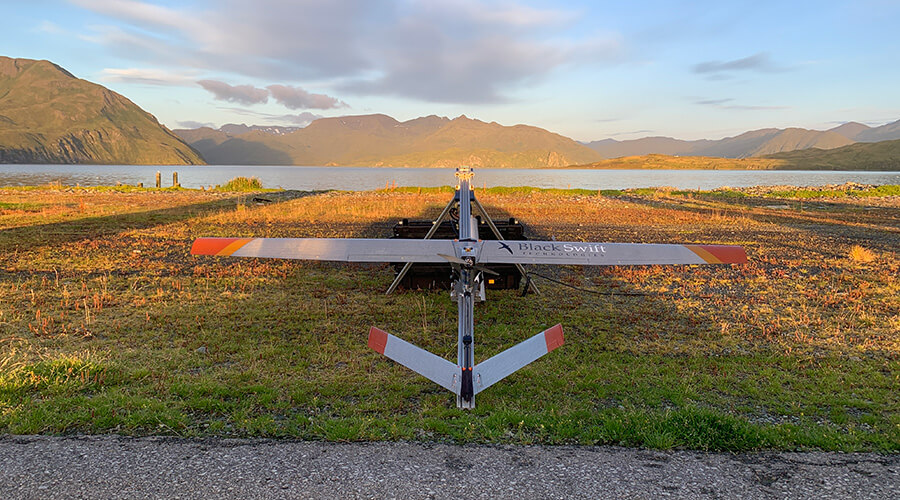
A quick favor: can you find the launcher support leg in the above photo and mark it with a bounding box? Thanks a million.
[385,192,459,295]
[471,195,540,295]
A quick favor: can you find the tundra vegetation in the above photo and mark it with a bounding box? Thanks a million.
[0,180,897,451]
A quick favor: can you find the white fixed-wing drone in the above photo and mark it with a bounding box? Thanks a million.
[192,167,746,408]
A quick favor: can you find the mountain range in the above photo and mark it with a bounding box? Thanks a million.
[0,57,202,165]
[175,118,900,169]
[583,120,900,159]
[173,114,602,168]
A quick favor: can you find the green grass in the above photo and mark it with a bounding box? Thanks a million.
[1,187,898,451]
[853,184,900,197]
[0,201,46,210]
[765,184,900,199]
[214,176,271,192]
[391,186,457,194]
[767,189,847,199]
[2,289,895,449]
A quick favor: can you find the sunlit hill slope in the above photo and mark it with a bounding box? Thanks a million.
[0,56,203,165]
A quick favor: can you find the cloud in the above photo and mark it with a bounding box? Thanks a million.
[71,0,620,104]
[337,1,622,103]
[694,98,789,111]
[198,80,269,105]
[267,85,346,110]
[273,112,322,126]
[101,69,344,112]
[216,106,269,116]
[197,80,345,111]
[36,21,67,35]
[609,129,654,137]
[177,120,216,129]
[215,107,321,127]
[692,53,785,78]
[101,68,199,86]
[73,0,390,80]
[695,98,733,106]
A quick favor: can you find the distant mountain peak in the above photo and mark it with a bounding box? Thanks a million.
[856,119,900,142]
[827,121,872,140]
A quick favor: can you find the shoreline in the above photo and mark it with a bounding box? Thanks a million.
[2,179,898,198]
[3,161,900,171]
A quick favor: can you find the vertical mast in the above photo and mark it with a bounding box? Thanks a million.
[455,166,476,408]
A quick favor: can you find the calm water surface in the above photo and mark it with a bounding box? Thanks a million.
[1,165,899,191]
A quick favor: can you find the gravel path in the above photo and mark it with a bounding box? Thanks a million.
[1,435,897,499]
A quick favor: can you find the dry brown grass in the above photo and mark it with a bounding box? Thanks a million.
[849,245,877,263]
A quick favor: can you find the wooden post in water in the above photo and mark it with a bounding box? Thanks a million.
[155,171,161,188]
[173,171,179,188]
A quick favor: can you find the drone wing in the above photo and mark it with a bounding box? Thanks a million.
[479,240,746,266]
[191,237,455,263]
[193,238,747,266]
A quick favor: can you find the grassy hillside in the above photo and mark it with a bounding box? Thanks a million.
[574,154,788,170]
[0,56,204,165]
[764,138,900,170]
[576,140,900,171]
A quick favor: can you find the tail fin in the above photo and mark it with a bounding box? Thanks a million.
[368,327,460,394]
[367,324,563,401]
[473,324,563,395]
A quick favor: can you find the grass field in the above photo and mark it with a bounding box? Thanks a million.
[1,183,898,451]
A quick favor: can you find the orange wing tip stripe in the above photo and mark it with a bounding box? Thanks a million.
[700,244,747,264]
[218,238,255,256]
[191,238,254,256]
[368,327,388,354]
[544,324,564,352]
[686,245,747,264]
[685,245,721,263]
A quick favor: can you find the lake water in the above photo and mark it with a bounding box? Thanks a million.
[1,164,899,191]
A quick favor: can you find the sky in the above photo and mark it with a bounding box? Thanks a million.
[2,0,899,141]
